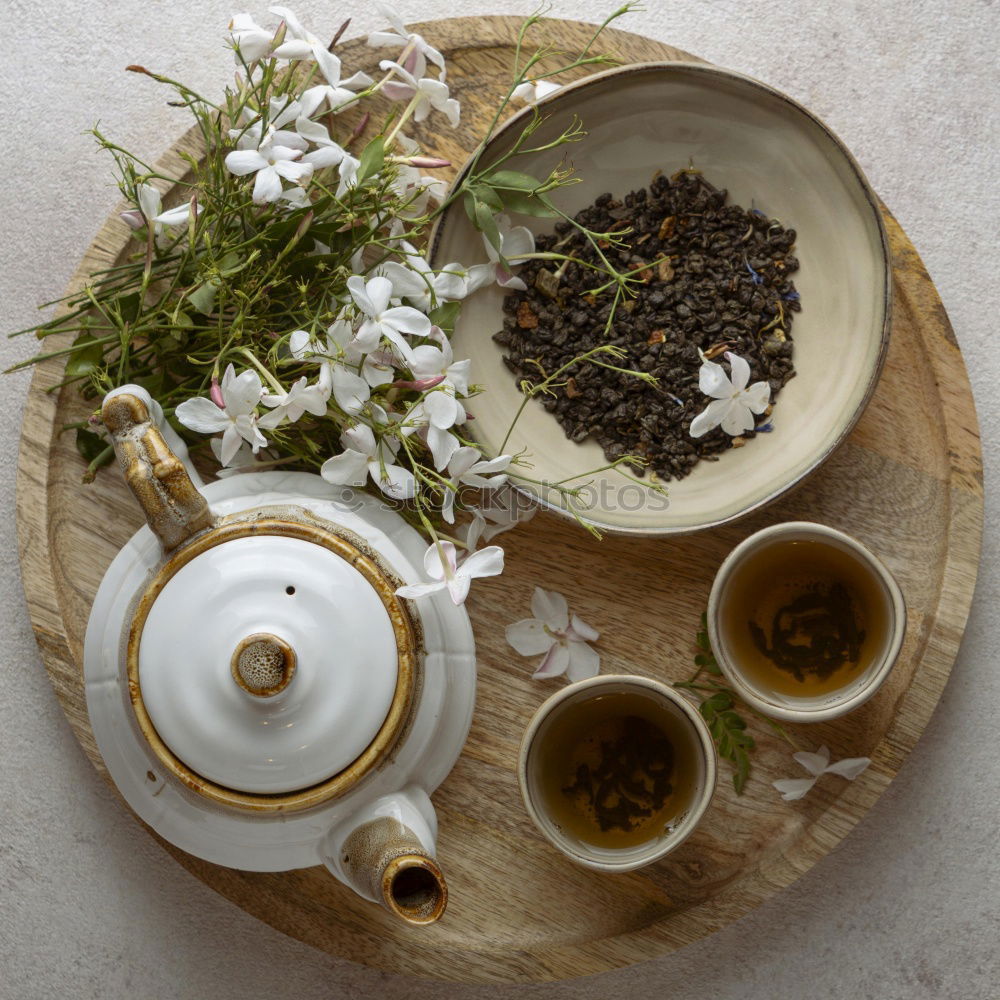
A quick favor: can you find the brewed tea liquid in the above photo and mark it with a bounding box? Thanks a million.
[536,692,698,850]
[725,540,887,697]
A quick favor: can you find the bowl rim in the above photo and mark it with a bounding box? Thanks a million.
[705,521,907,722]
[516,673,718,871]
[428,59,893,537]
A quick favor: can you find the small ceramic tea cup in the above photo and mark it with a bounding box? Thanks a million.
[707,521,906,723]
[518,675,717,872]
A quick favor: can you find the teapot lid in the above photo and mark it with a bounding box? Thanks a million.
[129,517,415,801]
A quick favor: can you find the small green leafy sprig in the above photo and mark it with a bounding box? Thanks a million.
[675,614,797,794]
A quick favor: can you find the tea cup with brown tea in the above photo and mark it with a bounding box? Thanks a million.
[707,521,906,723]
[518,675,717,871]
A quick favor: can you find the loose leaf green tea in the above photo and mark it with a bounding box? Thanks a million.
[494,170,802,480]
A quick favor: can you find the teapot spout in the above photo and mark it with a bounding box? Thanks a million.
[320,786,447,925]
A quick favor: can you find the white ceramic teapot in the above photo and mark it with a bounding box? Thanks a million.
[84,386,476,924]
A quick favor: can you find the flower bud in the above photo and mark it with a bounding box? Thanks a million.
[392,375,446,392]
[391,155,451,169]
[210,377,225,409]
[120,210,145,231]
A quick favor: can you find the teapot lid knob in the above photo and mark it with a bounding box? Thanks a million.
[231,633,296,697]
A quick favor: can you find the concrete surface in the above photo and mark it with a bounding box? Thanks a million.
[2,1,998,997]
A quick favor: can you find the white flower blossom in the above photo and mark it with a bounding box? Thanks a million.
[689,351,771,438]
[292,118,360,196]
[228,13,274,62]
[367,2,446,81]
[396,540,504,605]
[320,422,415,499]
[772,745,872,801]
[388,135,449,217]
[258,372,330,427]
[346,274,431,354]
[395,330,473,471]
[484,215,535,290]
[298,54,373,117]
[269,3,355,103]
[511,79,562,104]
[462,492,537,548]
[440,446,511,522]
[278,186,311,210]
[407,330,470,395]
[381,245,469,311]
[225,139,313,204]
[285,329,372,415]
[175,364,267,465]
[291,322,394,391]
[210,435,257,473]
[120,184,192,238]
[506,587,600,681]
[402,376,467,470]
[378,60,459,127]
[295,118,349,168]
[230,99,305,151]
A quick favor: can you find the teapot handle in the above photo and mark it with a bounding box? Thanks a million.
[102,386,216,552]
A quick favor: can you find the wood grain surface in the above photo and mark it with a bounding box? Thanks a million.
[15,15,983,984]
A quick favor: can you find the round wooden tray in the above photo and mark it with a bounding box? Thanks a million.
[16,16,983,984]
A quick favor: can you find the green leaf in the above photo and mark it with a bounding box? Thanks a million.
[483,169,542,191]
[703,658,723,676]
[75,427,110,465]
[356,136,385,185]
[217,251,245,276]
[470,183,504,214]
[474,199,502,252]
[462,190,479,226]
[705,692,733,712]
[187,280,218,315]
[428,301,462,333]
[115,292,141,324]
[499,187,559,218]
[65,332,105,380]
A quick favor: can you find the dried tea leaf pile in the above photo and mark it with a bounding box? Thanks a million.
[494,171,802,480]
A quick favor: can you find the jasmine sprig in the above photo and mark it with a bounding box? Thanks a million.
[675,613,798,794]
[6,4,656,604]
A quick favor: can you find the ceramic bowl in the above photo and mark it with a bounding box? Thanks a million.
[707,521,906,722]
[430,62,891,535]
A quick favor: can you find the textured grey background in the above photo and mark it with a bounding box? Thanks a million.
[2,1,998,997]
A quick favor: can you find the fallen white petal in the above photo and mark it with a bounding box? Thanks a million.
[533,643,570,679]
[505,619,553,656]
[793,746,831,776]
[565,639,600,682]
[530,586,569,631]
[824,756,872,780]
[772,776,819,801]
[568,614,600,642]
